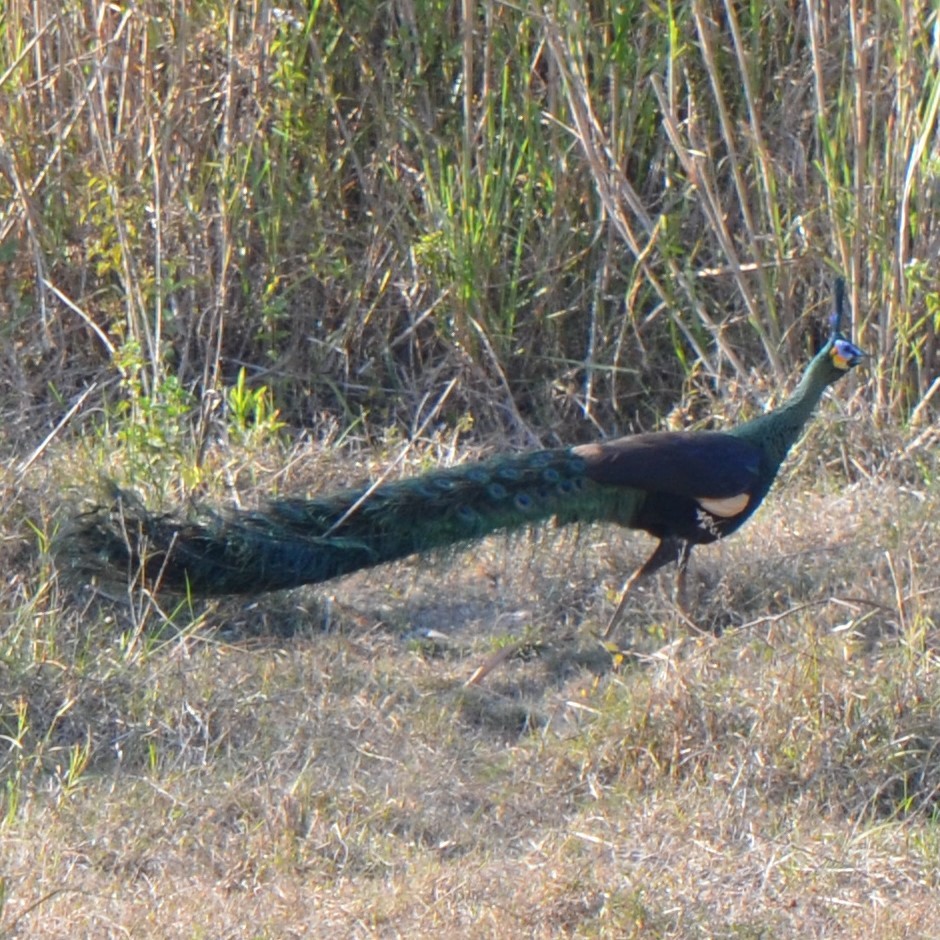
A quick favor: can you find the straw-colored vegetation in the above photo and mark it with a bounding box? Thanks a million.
[2,1,940,936]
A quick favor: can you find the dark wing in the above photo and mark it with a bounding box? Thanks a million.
[573,431,762,499]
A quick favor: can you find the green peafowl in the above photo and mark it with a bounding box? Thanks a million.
[66,280,864,636]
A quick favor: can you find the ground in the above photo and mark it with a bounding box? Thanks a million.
[4,428,940,938]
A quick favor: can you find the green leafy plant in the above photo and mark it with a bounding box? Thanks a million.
[226,367,286,447]
[111,342,197,489]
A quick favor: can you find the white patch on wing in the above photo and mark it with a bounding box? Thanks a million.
[695,508,723,538]
[697,493,749,517]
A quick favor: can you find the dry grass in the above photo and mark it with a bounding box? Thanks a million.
[2,1,940,936]
[4,420,940,939]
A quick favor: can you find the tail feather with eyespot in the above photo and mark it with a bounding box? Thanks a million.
[65,449,645,595]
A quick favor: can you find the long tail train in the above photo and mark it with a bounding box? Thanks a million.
[66,449,643,595]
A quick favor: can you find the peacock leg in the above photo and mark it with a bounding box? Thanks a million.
[600,563,646,641]
[601,538,684,641]
[674,541,692,614]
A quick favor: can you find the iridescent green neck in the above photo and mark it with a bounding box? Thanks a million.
[731,346,840,473]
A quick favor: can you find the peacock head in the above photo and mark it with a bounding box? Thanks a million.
[828,335,866,372]
[819,277,866,381]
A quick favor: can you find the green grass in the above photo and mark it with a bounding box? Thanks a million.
[3,0,940,935]
[3,0,935,438]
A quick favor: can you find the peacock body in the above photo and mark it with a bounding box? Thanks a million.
[65,284,865,612]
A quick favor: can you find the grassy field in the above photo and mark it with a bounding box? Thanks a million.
[2,1,940,936]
